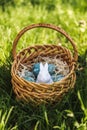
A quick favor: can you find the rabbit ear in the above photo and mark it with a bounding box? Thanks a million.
[44,62,48,70]
[40,62,44,70]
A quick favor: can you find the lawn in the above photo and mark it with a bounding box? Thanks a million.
[0,0,87,130]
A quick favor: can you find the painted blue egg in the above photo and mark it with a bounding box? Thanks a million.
[48,64,56,75]
[22,70,35,82]
[32,63,40,77]
[25,71,35,78]
[23,76,35,82]
[52,74,64,82]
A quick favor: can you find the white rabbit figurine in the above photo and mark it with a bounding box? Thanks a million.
[36,62,53,84]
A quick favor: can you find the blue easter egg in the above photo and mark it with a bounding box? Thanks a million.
[48,64,56,75]
[23,76,35,82]
[32,63,40,77]
[22,70,35,82]
[52,74,64,82]
[25,71,35,78]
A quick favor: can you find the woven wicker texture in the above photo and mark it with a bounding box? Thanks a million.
[11,23,78,105]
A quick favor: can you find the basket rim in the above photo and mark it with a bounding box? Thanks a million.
[14,44,75,62]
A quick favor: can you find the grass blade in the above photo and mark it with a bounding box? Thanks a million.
[34,120,40,130]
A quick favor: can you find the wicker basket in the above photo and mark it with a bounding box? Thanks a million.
[11,23,78,105]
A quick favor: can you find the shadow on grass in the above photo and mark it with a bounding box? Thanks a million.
[0,59,12,94]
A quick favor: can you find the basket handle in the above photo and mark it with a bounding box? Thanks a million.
[12,23,78,62]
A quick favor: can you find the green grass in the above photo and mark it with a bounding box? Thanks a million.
[0,0,87,129]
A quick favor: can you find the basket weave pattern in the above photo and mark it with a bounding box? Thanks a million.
[11,23,78,105]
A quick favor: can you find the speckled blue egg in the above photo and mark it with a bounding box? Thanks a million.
[22,70,35,82]
[23,76,35,82]
[32,63,40,77]
[25,71,35,78]
[52,74,64,82]
[48,64,56,75]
